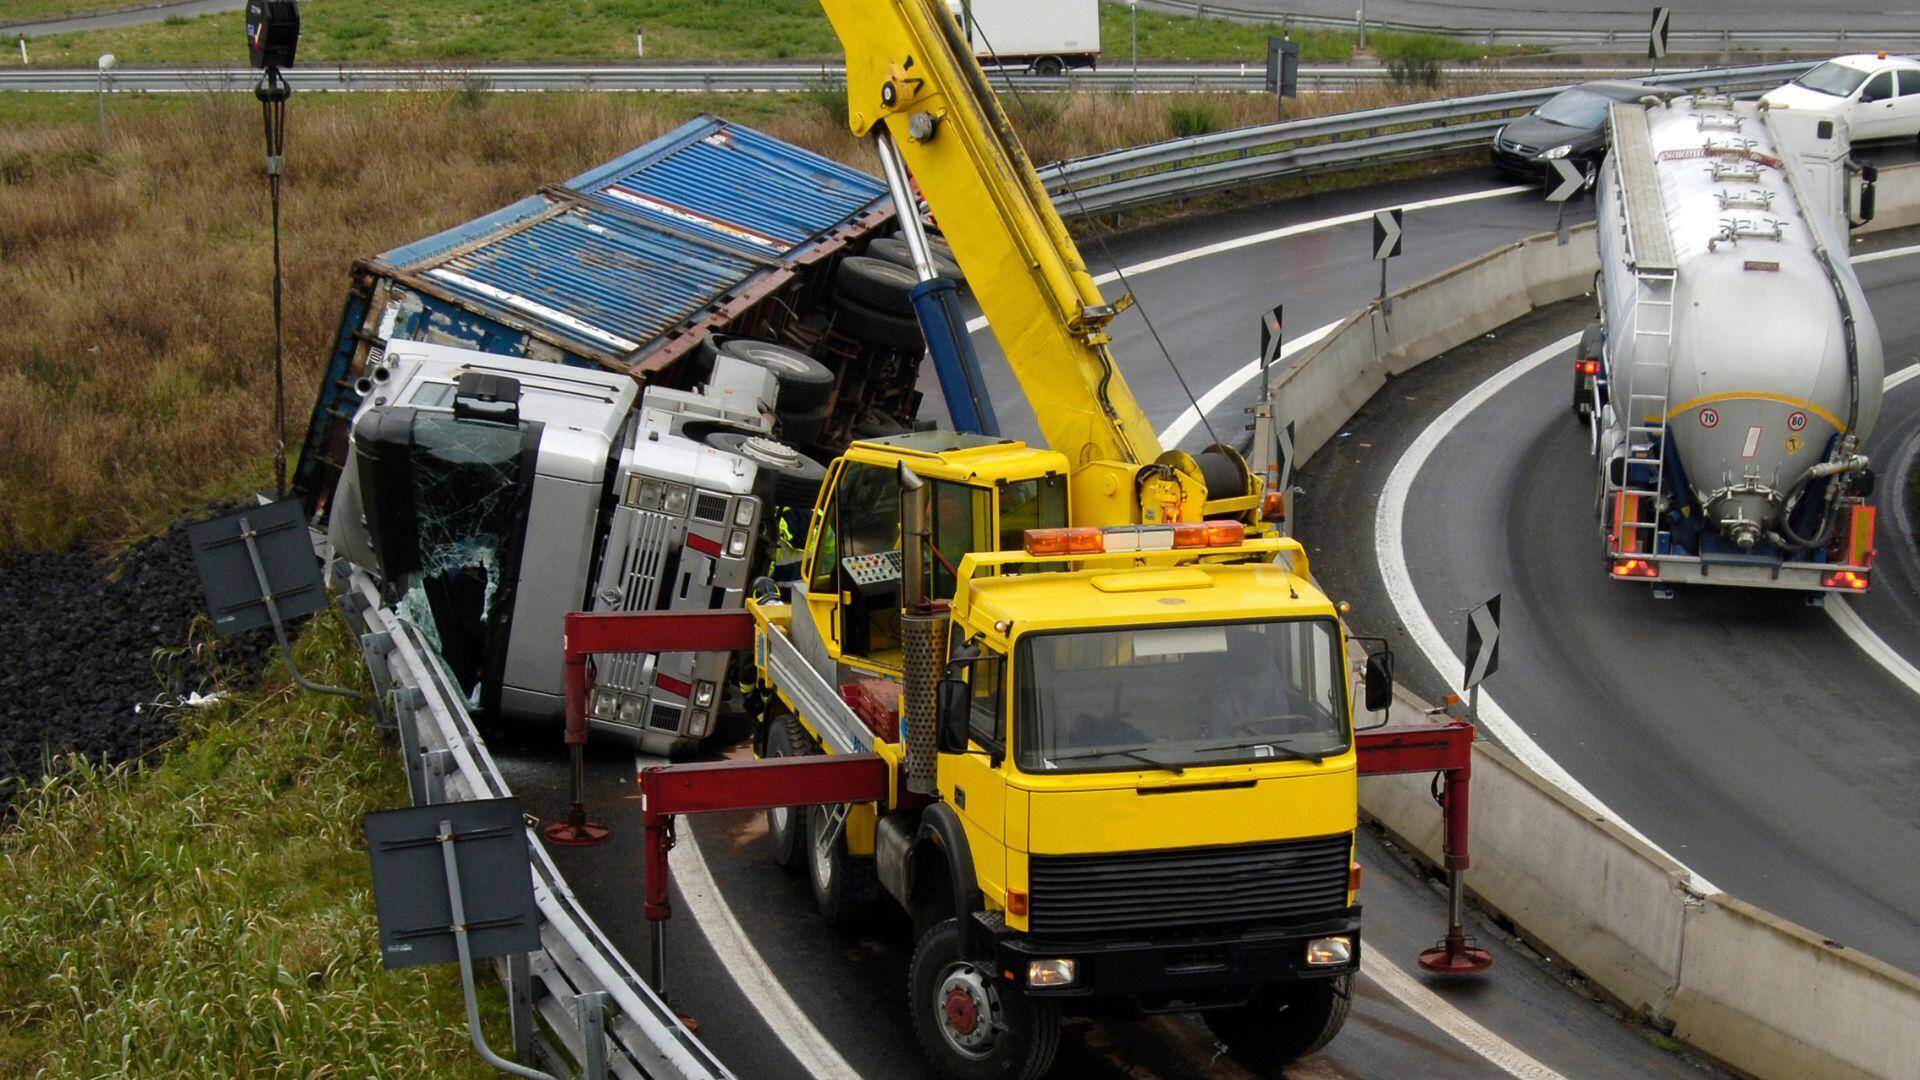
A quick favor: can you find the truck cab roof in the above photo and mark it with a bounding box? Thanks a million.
[955,540,1333,647]
[844,431,1071,485]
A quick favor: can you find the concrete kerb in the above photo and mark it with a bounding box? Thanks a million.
[1286,190,1920,1076]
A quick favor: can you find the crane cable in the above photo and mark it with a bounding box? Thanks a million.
[967,20,1226,453]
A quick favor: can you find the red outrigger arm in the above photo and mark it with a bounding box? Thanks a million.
[1357,717,1490,974]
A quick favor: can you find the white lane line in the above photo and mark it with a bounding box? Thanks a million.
[1360,951,1567,1080]
[1850,242,1920,265]
[965,184,1533,335]
[670,820,862,1080]
[1823,359,1920,695]
[1158,320,1340,446]
[1375,331,1718,893]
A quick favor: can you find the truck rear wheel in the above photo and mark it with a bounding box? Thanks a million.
[764,714,810,872]
[1202,975,1352,1071]
[910,918,1059,1080]
[808,802,877,926]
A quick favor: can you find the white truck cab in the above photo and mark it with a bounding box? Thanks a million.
[328,339,795,754]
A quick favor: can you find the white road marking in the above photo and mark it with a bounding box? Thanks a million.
[1374,331,1719,893]
[1360,951,1567,1080]
[1158,320,1340,446]
[1850,242,1920,265]
[670,821,863,1080]
[964,184,1533,335]
[1822,358,1920,697]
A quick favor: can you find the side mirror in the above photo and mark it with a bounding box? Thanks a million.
[935,677,971,754]
[1363,650,1395,714]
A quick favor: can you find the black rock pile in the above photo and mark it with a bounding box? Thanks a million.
[0,513,279,784]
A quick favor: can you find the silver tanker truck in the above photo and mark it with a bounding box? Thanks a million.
[1578,93,1883,593]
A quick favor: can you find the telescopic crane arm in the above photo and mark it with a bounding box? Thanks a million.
[819,0,1253,523]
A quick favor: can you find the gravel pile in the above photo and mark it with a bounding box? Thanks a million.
[0,514,280,784]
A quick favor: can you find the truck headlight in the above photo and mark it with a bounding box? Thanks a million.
[662,483,692,517]
[590,689,619,721]
[693,681,716,708]
[727,529,750,557]
[1306,936,1352,966]
[734,497,758,526]
[617,697,646,726]
[1538,144,1572,160]
[1026,959,1076,988]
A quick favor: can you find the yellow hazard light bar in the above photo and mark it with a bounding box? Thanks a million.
[1022,521,1246,556]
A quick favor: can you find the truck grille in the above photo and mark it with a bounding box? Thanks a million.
[1028,833,1351,939]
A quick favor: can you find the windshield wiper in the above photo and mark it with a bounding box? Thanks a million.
[1048,745,1185,774]
[1204,738,1326,765]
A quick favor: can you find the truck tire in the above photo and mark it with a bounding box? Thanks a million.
[781,402,831,450]
[835,255,920,314]
[832,295,926,352]
[808,803,878,926]
[701,431,828,508]
[1031,55,1066,77]
[718,338,836,413]
[1202,975,1352,1070]
[763,714,810,872]
[909,918,1060,1080]
[867,236,965,284]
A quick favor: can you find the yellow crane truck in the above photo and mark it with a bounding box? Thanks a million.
[613,1,1482,1075]
[742,0,1385,1073]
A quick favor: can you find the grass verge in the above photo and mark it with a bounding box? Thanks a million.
[0,83,1494,553]
[16,0,1527,66]
[0,610,505,1076]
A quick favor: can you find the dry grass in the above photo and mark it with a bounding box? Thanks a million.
[0,83,1493,552]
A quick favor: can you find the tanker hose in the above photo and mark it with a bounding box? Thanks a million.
[1773,453,1865,551]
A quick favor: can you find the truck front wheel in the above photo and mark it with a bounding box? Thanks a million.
[909,919,1059,1080]
[1202,975,1352,1071]
[763,715,809,872]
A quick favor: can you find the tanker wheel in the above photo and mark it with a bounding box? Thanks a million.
[1202,975,1352,1071]
[763,714,811,872]
[910,918,1060,1080]
[807,801,877,926]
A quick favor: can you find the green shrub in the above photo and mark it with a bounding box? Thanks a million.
[1166,102,1223,139]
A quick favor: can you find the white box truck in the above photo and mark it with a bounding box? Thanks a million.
[948,0,1099,75]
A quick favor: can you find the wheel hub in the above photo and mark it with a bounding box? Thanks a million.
[742,436,800,468]
[935,967,998,1055]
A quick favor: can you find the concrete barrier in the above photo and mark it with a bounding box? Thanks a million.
[1283,175,1920,1078]
[1277,222,1601,463]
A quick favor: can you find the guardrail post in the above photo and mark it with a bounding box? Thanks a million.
[423,748,454,805]
[576,991,610,1080]
[508,952,536,1063]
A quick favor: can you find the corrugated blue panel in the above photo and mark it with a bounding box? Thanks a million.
[569,117,886,255]
[421,204,760,356]
[376,194,553,271]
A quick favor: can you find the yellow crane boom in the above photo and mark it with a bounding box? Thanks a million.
[819,0,1257,523]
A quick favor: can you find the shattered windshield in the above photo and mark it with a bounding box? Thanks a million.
[387,412,533,702]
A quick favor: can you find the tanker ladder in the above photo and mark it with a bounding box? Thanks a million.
[1614,267,1677,564]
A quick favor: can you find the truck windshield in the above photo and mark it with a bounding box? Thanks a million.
[1013,619,1350,773]
[1796,61,1871,97]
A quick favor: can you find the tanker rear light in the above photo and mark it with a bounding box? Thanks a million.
[1822,570,1870,591]
[1611,558,1660,579]
[1575,358,1601,376]
[1022,521,1246,556]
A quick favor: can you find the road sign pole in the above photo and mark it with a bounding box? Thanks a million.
[1379,258,1391,314]
[1130,1,1139,94]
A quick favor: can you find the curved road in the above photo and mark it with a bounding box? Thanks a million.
[1295,233,1920,974]
[498,156,1916,1074]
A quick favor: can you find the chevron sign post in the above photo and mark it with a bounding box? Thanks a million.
[1649,6,1670,72]
[1373,207,1402,313]
[1463,593,1500,720]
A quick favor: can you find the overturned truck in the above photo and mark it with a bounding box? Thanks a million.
[296,117,951,753]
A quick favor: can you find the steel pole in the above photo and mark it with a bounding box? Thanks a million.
[1131,3,1139,95]
[96,70,105,139]
[1358,0,1368,50]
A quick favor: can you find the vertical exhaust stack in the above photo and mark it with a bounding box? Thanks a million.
[898,462,948,796]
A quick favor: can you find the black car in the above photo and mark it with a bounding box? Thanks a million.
[1490,80,1658,183]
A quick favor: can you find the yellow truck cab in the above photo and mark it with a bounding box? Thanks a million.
[747,432,1369,1078]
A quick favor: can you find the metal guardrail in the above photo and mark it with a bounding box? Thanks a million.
[336,570,733,1080]
[1133,0,1920,51]
[0,61,1815,95]
[1040,61,1816,216]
